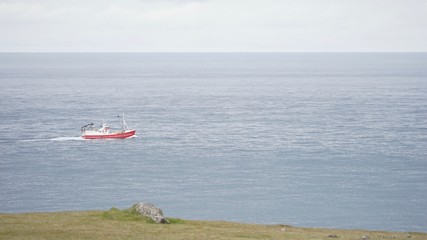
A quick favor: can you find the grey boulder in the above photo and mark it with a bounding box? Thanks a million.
[134,203,169,224]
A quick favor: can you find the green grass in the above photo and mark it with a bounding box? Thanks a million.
[0,208,425,240]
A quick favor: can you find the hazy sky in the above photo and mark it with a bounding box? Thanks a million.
[1,0,426,52]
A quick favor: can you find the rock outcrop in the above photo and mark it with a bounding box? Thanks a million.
[134,203,169,224]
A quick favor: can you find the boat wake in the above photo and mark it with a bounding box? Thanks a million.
[50,137,84,141]
[21,137,84,142]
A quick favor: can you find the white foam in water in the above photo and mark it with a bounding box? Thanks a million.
[20,137,84,142]
[49,137,84,141]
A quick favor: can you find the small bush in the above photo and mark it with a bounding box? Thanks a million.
[167,218,185,224]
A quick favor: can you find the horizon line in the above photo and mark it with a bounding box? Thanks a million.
[1,51,426,54]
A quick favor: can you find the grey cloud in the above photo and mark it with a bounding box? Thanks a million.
[0,0,426,52]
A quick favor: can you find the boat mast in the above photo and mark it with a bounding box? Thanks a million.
[121,112,129,131]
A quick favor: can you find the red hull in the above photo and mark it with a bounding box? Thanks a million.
[82,130,136,139]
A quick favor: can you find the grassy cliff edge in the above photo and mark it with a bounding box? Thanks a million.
[0,208,425,240]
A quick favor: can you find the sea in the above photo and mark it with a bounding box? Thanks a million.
[0,53,426,232]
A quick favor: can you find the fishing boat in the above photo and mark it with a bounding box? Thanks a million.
[81,113,136,139]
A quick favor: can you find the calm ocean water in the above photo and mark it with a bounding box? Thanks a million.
[0,53,426,232]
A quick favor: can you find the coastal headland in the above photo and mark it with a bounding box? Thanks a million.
[0,207,425,240]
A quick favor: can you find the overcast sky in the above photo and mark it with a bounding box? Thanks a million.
[1,0,426,52]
